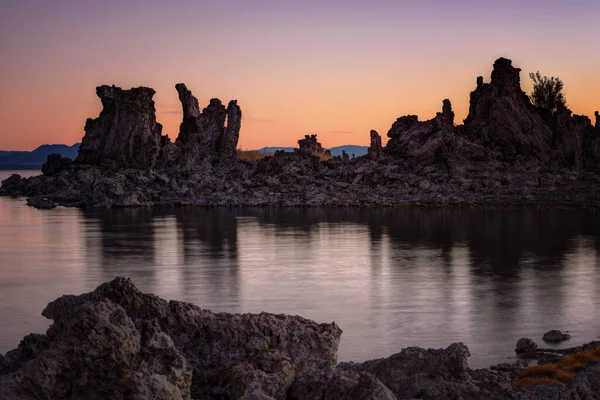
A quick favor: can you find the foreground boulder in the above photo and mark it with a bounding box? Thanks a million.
[3,278,600,399]
[516,338,539,354]
[0,278,341,399]
[0,300,192,399]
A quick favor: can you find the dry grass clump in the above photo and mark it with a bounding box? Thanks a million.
[514,348,600,387]
[237,149,333,162]
[318,152,332,161]
[236,149,273,161]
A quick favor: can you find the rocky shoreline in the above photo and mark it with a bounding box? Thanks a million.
[1,58,599,210]
[1,278,599,399]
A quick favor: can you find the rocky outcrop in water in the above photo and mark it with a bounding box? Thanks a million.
[543,330,571,343]
[3,279,600,399]
[2,57,600,209]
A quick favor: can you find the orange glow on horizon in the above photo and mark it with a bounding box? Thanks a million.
[1,2,598,151]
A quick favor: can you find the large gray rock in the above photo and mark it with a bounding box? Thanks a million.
[0,299,192,400]
[76,85,164,168]
[38,277,342,399]
[516,338,538,353]
[542,330,571,343]
[342,343,519,400]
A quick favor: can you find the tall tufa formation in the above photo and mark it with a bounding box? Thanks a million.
[463,57,553,162]
[221,100,242,157]
[175,84,241,159]
[77,86,164,168]
[368,130,382,159]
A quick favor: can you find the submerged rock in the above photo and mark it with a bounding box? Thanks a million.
[543,330,571,343]
[516,338,538,354]
[26,197,57,209]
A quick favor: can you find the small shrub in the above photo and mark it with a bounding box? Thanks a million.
[237,149,273,161]
[514,349,600,387]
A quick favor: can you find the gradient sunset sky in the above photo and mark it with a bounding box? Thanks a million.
[1,0,599,151]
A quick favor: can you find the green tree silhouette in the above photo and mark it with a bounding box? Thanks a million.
[529,71,566,113]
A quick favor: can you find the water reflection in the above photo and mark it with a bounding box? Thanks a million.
[1,197,599,368]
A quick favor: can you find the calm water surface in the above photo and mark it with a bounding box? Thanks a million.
[1,170,599,368]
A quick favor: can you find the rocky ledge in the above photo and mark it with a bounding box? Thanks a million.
[1,58,600,209]
[2,278,600,399]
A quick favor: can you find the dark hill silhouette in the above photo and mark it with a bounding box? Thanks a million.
[0,144,80,169]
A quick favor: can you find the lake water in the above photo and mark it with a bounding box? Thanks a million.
[1,170,599,368]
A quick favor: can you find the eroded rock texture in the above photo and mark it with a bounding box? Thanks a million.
[0,278,341,399]
[77,85,164,168]
[368,130,383,160]
[384,100,455,165]
[462,58,553,162]
[175,84,241,160]
[297,134,324,156]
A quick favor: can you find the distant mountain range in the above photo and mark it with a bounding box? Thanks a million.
[0,144,80,170]
[257,145,368,157]
[0,143,368,170]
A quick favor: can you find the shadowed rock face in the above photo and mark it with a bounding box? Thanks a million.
[175,83,201,144]
[221,100,242,158]
[297,134,324,156]
[76,85,164,168]
[550,105,594,168]
[368,130,382,159]
[463,58,553,162]
[384,100,455,164]
[175,84,241,160]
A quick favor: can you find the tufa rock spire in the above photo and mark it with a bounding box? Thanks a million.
[174,84,241,159]
[76,85,163,168]
[368,130,383,159]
